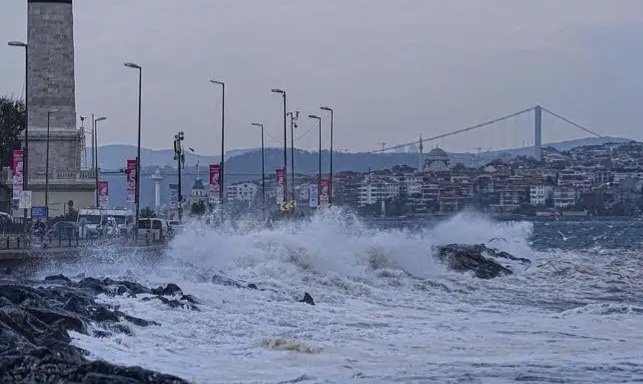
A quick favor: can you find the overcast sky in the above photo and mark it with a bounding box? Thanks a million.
[2,0,643,154]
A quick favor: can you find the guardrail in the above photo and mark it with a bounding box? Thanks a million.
[0,232,171,251]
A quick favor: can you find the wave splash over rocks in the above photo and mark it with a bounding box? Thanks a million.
[7,210,643,383]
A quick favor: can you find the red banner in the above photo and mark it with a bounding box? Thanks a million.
[320,178,330,207]
[126,159,137,203]
[209,164,221,202]
[98,181,109,208]
[11,150,24,202]
[275,168,285,204]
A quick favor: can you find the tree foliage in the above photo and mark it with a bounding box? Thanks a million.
[0,97,25,167]
[190,200,206,215]
[141,207,157,218]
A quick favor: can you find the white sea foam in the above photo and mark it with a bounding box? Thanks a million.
[66,210,643,383]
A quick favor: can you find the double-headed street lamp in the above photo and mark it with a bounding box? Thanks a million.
[309,114,322,207]
[123,62,142,231]
[271,89,288,205]
[93,116,107,207]
[251,123,265,220]
[210,79,225,205]
[320,106,334,206]
[8,40,28,228]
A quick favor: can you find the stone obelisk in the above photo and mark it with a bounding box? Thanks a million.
[24,0,94,217]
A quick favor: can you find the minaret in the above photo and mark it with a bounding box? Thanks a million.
[151,169,163,210]
[418,135,424,172]
[23,0,94,217]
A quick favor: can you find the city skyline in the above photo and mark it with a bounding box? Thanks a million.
[2,1,643,154]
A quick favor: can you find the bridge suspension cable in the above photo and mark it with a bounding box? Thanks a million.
[540,107,601,138]
[368,107,535,153]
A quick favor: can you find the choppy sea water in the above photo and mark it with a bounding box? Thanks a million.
[40,211,643,383]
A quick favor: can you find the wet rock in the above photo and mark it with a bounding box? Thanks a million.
[300,292,315,306]
[212,274,245,288]
[247,283,258,290]
[151,283,183,296]
[0,279,190,383]
[142,296,200,311]
[180,294,200,304]
[44,274,71,284]
[436,244,529,279]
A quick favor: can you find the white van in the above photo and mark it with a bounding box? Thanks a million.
[137,218,169,243]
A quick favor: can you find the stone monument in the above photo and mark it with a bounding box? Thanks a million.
[21,0,94,217]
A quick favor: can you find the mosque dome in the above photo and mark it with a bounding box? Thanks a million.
[424,147,450,171]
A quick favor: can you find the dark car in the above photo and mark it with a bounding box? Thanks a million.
[46,221,79,239]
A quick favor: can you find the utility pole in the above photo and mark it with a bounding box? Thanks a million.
[124,62,143,235]
[210,80,225,205]
[252,123,265,220]
[320,106,334,205]
[309,115,322,207]
[173,131,185,221]
[271,89,288,205]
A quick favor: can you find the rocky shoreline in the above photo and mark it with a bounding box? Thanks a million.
[0,275,196,384]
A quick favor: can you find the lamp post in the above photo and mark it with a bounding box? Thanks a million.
[271,89,288,205]
[309,114,322,207]
[252,123,265,220]
[210,80,225,205]
[173,131,185,221]
[94,116,106,207]
[8,40,28,229]
[45,109,59,218]
[287,111,299,202]
[124,62,142,233]
[320,106,334,206]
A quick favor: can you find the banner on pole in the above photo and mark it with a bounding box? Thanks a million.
[98,181,109,208]
[18,191,32,209]
[126,159,137,203]
[275,168,285,204]
[308,185,318,208]
[169,184,179,209]
[320,178,330,208]
[11,150,24,202]
[209,164,221,200]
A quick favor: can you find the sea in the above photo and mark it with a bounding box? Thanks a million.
[38,210,643,383]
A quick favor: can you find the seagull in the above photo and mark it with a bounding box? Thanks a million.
[557,230,576,241]
[488,237,508,243]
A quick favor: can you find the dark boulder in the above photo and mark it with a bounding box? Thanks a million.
[0,279,191,383]
[300,292,315,306]
[151,283,182,296]
[436,244,529,279]
[44,274,71,284]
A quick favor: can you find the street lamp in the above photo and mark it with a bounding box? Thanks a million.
[271,89,288,205]
[124,62,142,233]
[8,40,28,229]
[309,114,322,207]
[210,79,225,205]
[45,109,60,218]
[94,116,107,207]
[251,123,265,220]
[320,106,334,206]
[287,111,299,202]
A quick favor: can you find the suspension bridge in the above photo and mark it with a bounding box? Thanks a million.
[368,105,602,161]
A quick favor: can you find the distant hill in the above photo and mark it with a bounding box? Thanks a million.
[97,136,633,208]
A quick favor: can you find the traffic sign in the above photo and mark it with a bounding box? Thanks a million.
[279,200,296,212]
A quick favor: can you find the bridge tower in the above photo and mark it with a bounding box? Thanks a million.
[534,105,543,161]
